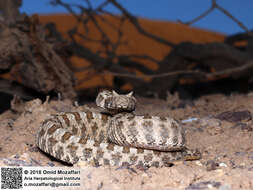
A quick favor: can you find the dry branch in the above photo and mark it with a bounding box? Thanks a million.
[179,0,251,34]
[108,0,175,47]
[0,0,22,24]
[48,0,253,98]
[0,15,76,99]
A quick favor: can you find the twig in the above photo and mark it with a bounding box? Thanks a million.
[108,0,175,47]
[178,4,215,25]
[104,60,253,80]
[49,0,253,95]
[104,70,204,79]
[180,0,250,34]
[119,54,160,63]
[51,0,168,74]
[214,0,250,33]
[0,0,22,24]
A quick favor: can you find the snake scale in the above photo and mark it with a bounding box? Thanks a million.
[36,90,200,167]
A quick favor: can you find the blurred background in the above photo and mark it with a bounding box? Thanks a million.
[0,0,252,111]
[20,0,253,34]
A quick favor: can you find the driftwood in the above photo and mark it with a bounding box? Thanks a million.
[0,0,21,24]
[0,13,76,100]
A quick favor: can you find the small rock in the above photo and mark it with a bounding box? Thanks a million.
[219,163,227,168]
[248,166,253,171]
[47,162,55,167]
[182,118,199,123]
[206,160,219,171]
[186,181,221,190]
[219,184,231,190]
[234,151,246,156]
[215,110,252,123]
[28,146,39,152]
[248,152,253,160]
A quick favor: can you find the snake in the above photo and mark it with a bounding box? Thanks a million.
[36,90,200,167]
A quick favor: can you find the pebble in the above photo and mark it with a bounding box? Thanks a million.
[234,151,246,156]
[219,163,228,168]
[186,181,221,190]
[248,152,253,160]
[47,162,55,167]
[181,118,199,123]
[219,184,231,190]
[206,160,219,171]
[215,110,252,123]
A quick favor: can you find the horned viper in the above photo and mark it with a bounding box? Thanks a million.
[36,90,200,167]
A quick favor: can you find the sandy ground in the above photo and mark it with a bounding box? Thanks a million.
[0,92,253,190]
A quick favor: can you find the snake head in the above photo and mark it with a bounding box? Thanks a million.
[96,90,136,113]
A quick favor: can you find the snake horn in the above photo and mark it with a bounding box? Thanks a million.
[126,91,133,97]
[112,90,119,96]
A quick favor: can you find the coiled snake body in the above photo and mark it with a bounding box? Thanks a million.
[36,90,200,167]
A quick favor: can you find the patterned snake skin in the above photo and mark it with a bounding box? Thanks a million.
[36,90,200,167]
